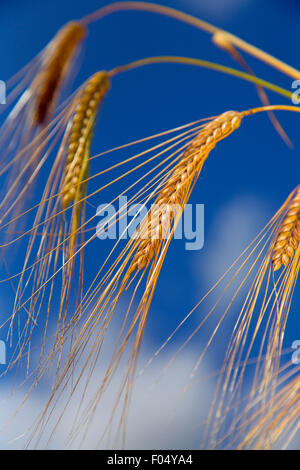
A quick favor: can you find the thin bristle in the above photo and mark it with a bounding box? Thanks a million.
[62,71,110,208]
[128,111,242,275]
[33,21,86,125]
[272,186,300,271]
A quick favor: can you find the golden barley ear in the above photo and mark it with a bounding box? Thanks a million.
[33,21,86,126]
[127,111,242,278]
[272,186,300,271]
[62,71,110,209]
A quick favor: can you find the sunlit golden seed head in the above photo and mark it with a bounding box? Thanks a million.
[272,186,300,271]
[62,71,110,209]
[127,110,242,277]
[33,21,86,125]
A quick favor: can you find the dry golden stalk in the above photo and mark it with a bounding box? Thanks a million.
[128,111,243,275]
[272,186,300,271]
[33,21,86,125]
[62,71,110,209]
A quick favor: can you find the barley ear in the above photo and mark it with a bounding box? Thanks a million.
[33,21,86,125]
[272,186,300,271]
[62,71,110,209]
[127,110,243,278]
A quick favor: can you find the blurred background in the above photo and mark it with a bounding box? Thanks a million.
[0,0,299,449]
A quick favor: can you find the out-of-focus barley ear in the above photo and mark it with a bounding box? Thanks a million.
[0,21,86,237]
[32,22,86,126]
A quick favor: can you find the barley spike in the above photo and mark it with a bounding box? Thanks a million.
[128,111,243,275]
[62,71,110,209]
[272,186,300,271]
[33,21,86,125]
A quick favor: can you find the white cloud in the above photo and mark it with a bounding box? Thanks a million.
[0,316,216,449]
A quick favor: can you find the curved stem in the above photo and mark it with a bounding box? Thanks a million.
[81,1,300,80]
[108,56,293,101]
[246,104,300,116]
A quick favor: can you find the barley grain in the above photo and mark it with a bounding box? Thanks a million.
[272,186,300,271]
[33,21,86,125]
[128,111,243,275]
[62,71,110,209]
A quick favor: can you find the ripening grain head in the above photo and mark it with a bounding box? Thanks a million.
[128,111,242,276]
[33,21,86,126]
[62,71,110,209]
[272,186,300,271]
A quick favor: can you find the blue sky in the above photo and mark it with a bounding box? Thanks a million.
[0,0,300,449]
